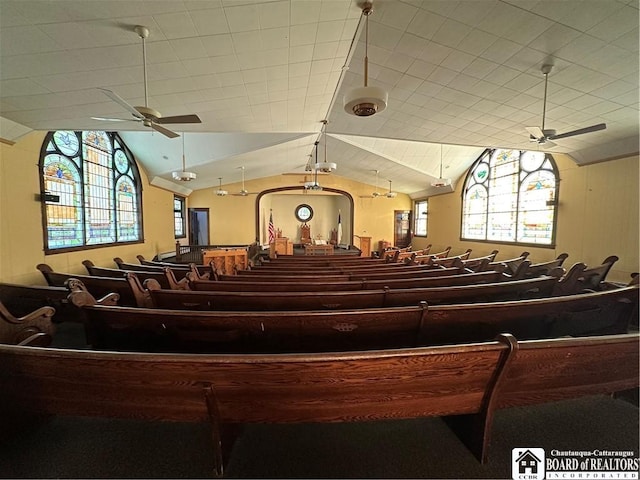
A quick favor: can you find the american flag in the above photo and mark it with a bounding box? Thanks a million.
[268,210,275,243]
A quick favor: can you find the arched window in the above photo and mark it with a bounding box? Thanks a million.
[461,149,558,246]
[40,131,143,253]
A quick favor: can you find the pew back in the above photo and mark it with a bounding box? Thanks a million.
[496,333,639,408]
[72,284,639,352]
[151,276,561,311]
[1,332,637,473]
[0,282,83,323]
[37,264,146,307]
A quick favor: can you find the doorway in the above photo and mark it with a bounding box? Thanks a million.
[394,210,411,248]
[188,208,210,245]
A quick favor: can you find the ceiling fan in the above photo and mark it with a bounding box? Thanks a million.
[359,170,382,198]
[92,25,201,139]
[231,166,258,196]
[525,64,606,148]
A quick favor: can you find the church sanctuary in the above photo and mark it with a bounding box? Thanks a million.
[0,1,638,478]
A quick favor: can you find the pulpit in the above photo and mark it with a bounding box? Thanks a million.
[354,235,371,257]
[300,223,311,245]
[270,237,293,258]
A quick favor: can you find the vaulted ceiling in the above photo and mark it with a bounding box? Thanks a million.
[1,0,638,197]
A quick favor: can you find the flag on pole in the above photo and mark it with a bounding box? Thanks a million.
[268,210,275,243]
[337,210,343,245]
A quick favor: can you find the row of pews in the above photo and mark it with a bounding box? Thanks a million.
[0,248,638,476]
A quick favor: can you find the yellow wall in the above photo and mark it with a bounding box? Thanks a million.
[411,153,640,283]
[0,131,178,284]
[1,132,638,285]
[188,173,412,250]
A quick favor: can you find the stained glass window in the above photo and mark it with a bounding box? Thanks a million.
[461,149,558,246]
[40,131,143,252]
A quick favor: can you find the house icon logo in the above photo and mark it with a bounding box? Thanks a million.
[512,448,545,480]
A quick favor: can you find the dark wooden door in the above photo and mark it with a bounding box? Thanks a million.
[394,210,411,248]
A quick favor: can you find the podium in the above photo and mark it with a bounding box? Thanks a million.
[270,237,293,258]
[354,235,371,257]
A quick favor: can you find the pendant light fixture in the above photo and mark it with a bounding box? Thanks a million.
[315,120,337,173]
[431,144,452,187]
[385,179,397,198]
[343,1,388,117]
[215,177,228,196]
[304,142,323,191]
[172,133,197,181]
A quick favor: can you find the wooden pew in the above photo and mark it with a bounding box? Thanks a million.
[519,253,569,278]
[252,259,403,270]
[472,251,530,274]
[136,255,214,278]
[0,300,55,346]
[114,257,212,281]
[0,282,89,323]
[228,264,468,282]
[244,262,438,275]
[410,246,454,265]
[445,332,640,463]
[577,255,619,290]
[188,269,510,293]
[2,332,635,475]
[82,260,189,290]
[0,336,510,475]
[70,279,638,352]
[148,274,564,312]
[260,256,387,265]
[444,250,499,271]
[425,249,474,268]
[36,264,148,307]
[220,266,467,283]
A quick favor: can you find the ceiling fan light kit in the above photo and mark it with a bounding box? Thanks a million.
[215,177,228,196]
[431,178,452,188]
[344,86,388,117]
[172,134,197,182]
[315,120,337,172]
[344,1,388,117]
[431,144,452,187]
[385,179,397,198]
[304,141,323,191]
[172,171,196,181]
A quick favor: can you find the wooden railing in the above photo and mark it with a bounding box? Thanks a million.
[174,242,261,265]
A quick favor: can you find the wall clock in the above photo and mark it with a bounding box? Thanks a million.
[295,204,313,222]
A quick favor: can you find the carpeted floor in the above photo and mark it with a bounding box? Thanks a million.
[0,395,637,479]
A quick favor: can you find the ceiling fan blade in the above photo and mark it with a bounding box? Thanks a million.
[525,126,544,139]
[150,122,180,139]
[547,123,606,140]
[97,88,144,120]
[155,114,202,124]
[91,116,137,122]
